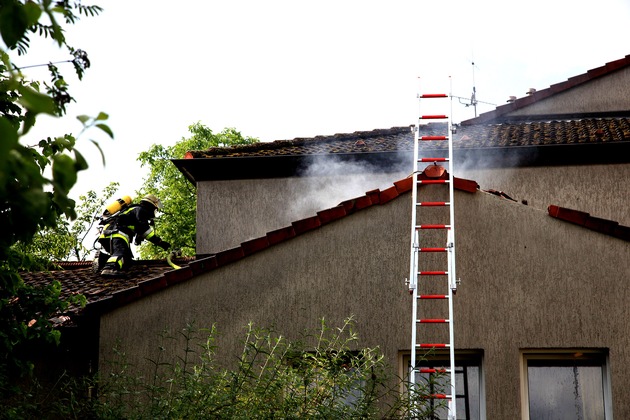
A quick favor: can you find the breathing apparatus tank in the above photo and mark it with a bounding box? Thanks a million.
[103,196,133,217]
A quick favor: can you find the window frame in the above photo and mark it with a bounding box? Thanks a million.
[519,348,613,420]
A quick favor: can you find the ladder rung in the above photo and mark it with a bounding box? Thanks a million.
[417,343,449,348]
[417,224,450,229]
[424,394,452,400]
[417,368,449,374]
[419,247,447,252]
[419,271,448,276]
[420,115,448,119]
[419,294,448,299]
[418,319,449,323]
[420,93,448,98]
[418,157,449,162]
[420,135,448,140]
[417,179,449,184]
[418,295,448,299]
[417,201,449,206]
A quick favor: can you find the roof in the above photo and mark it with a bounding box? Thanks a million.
[19,259,188,324]
[175,118,630,182]
[21,172,630,327]
[462,54,630,125]
[184,118,630,159]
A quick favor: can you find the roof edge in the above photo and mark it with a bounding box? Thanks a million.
[547,205,630,241]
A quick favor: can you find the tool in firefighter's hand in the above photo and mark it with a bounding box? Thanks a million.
[167,248,182,270]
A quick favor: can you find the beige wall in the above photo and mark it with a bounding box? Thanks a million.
[196,162,629,257]
[101,188,630,418]
[196,171,407,253]
[457,163,630,226]
[508,66,630,116]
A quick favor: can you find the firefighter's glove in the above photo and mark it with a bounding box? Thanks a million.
[158,240,171,251]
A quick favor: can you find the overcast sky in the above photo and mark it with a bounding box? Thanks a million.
[13,0,630,200]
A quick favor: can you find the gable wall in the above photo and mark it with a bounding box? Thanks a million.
[196,162,629,256]
[508,67,630,116]
[457,163,630,226]
[101,189,630,418]
[197,171,407,253]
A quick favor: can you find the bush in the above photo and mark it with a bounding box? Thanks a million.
[2,317,447,419]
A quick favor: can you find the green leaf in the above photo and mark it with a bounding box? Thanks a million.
[17,85,57,116]
[52,154,77,192]
[0,117,19,165]
[95,111,109,121]
[74,150,89,171]
[96,123,114,139]
[0,1,28,49]
[89,139,106,166]
[22,2,43,27]
[76,114,90,124]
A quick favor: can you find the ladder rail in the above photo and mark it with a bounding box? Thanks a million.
[447,81,457,419]
[408,120,421,392]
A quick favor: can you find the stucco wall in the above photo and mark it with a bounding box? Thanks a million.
[508,67,630,116]
[101,189,630,418]
[196,163,629,257]
[457,163,630,226]
[196,171,407,253]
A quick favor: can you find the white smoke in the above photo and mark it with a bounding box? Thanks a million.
[286,154,410,220]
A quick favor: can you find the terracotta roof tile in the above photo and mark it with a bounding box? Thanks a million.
[185,126,416,158]
[316,206,347,225]
[267,226,296,245]
[182,118,630,160]
[548,205,630,241]
[241,236,270,255]
[378,185,400,204]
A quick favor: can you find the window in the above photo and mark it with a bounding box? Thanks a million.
[403,350,485,420]
[521,350,612,420]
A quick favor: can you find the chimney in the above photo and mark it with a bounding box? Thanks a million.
[507,96,517,103]
[526,88,536,95]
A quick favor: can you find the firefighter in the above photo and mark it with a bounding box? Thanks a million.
[98,194,171,276]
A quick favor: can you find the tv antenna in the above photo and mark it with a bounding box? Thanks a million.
[451,60,496,117]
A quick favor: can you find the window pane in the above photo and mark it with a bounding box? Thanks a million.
[528,365,605,420]
[458,366,480,420]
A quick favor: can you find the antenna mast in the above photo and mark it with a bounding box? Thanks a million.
[452,60,495,117]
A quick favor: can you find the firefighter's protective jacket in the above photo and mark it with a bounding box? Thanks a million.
[102,204,163,247]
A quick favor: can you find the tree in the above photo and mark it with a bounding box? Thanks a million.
[136,122,259,259]
[14,182,120,262]
[0,0,108,392]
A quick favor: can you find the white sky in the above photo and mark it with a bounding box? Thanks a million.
[13,0,630,201]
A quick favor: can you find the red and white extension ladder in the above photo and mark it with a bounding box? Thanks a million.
[407,87,458,419]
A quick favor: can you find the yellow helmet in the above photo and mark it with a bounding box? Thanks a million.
[141,194,162,209]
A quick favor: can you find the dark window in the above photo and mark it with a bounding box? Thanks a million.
[405,351,484,420]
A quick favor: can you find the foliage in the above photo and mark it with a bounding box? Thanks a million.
[0,0,107,393]
[14,182,120,262]
[1,317,442,419]
[136,122,258,259]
